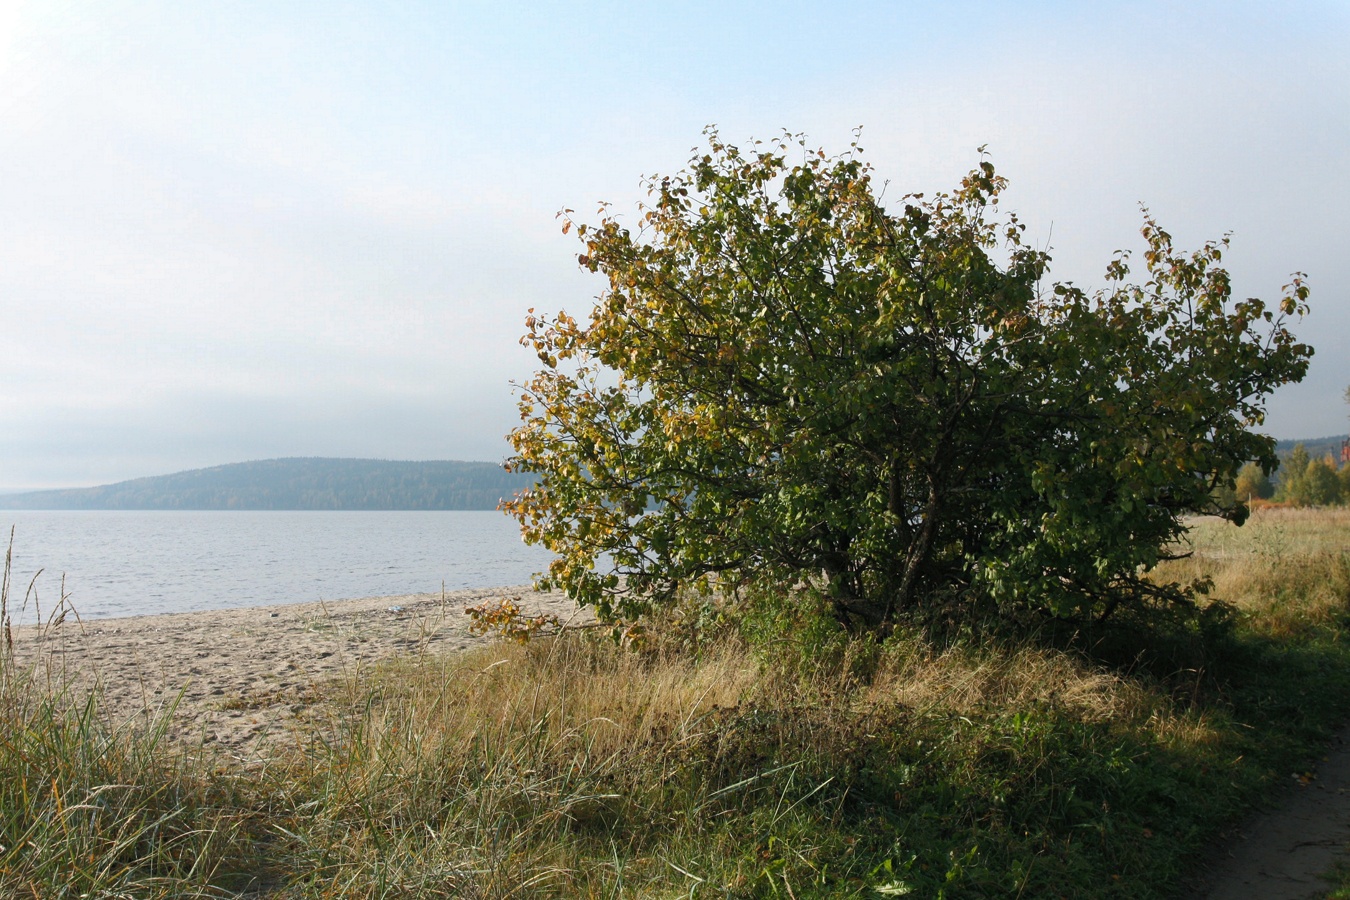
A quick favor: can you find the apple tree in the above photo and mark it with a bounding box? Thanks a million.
[503,132,1312,632]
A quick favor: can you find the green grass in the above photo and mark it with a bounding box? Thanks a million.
[3,508,1350,897]
[1323,862,1350,899]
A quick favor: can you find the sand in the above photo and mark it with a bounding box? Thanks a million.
[5,586,580,758]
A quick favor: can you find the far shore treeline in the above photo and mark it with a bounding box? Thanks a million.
[0,458,536,511]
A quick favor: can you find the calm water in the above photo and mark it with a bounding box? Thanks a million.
[0,510,554,622]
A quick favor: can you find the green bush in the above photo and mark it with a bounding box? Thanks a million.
[505,130,1312,633]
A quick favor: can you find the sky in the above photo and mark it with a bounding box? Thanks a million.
[0,1,1346,490]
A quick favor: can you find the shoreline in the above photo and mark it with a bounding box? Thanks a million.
[6,585,578,758]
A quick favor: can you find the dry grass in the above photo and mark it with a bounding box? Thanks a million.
[1158,507,1350,638]
[358,636,763,765]
[866,638,1151,723]
[4,509,1350,897]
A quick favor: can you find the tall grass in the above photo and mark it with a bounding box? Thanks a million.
[1,532,263,897]
[1,508,1349,897]
[1162,509,1350,639]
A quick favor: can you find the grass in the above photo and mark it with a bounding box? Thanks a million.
[3,508,1350,897]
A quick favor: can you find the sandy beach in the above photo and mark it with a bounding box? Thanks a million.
[6,586,579,758]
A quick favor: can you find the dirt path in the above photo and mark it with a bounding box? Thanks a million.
[1192,724,1350,899]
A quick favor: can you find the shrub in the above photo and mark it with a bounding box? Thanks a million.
[505,130,1312,632]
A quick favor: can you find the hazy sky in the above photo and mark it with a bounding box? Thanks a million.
[1,1,1346,490]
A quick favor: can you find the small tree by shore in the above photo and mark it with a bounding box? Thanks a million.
[505,131,1313,634]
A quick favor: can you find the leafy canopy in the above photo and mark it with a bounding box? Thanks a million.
[504,131,1312,632]
[1278,444,1344,507]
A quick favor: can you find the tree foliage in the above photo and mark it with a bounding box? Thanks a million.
[1277,444,1312,505]
[1277,444,1344,507]
[504,131,1313,632]
[1234,462,1274,502]
[1304,460,1343,506]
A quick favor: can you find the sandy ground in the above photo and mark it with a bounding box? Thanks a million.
[6,586,579,759]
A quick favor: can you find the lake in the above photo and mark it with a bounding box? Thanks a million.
[0,510,554,623]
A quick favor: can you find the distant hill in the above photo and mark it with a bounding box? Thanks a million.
[0,458,536,511]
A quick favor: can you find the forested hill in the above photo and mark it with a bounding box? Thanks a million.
[0,458,536,511]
